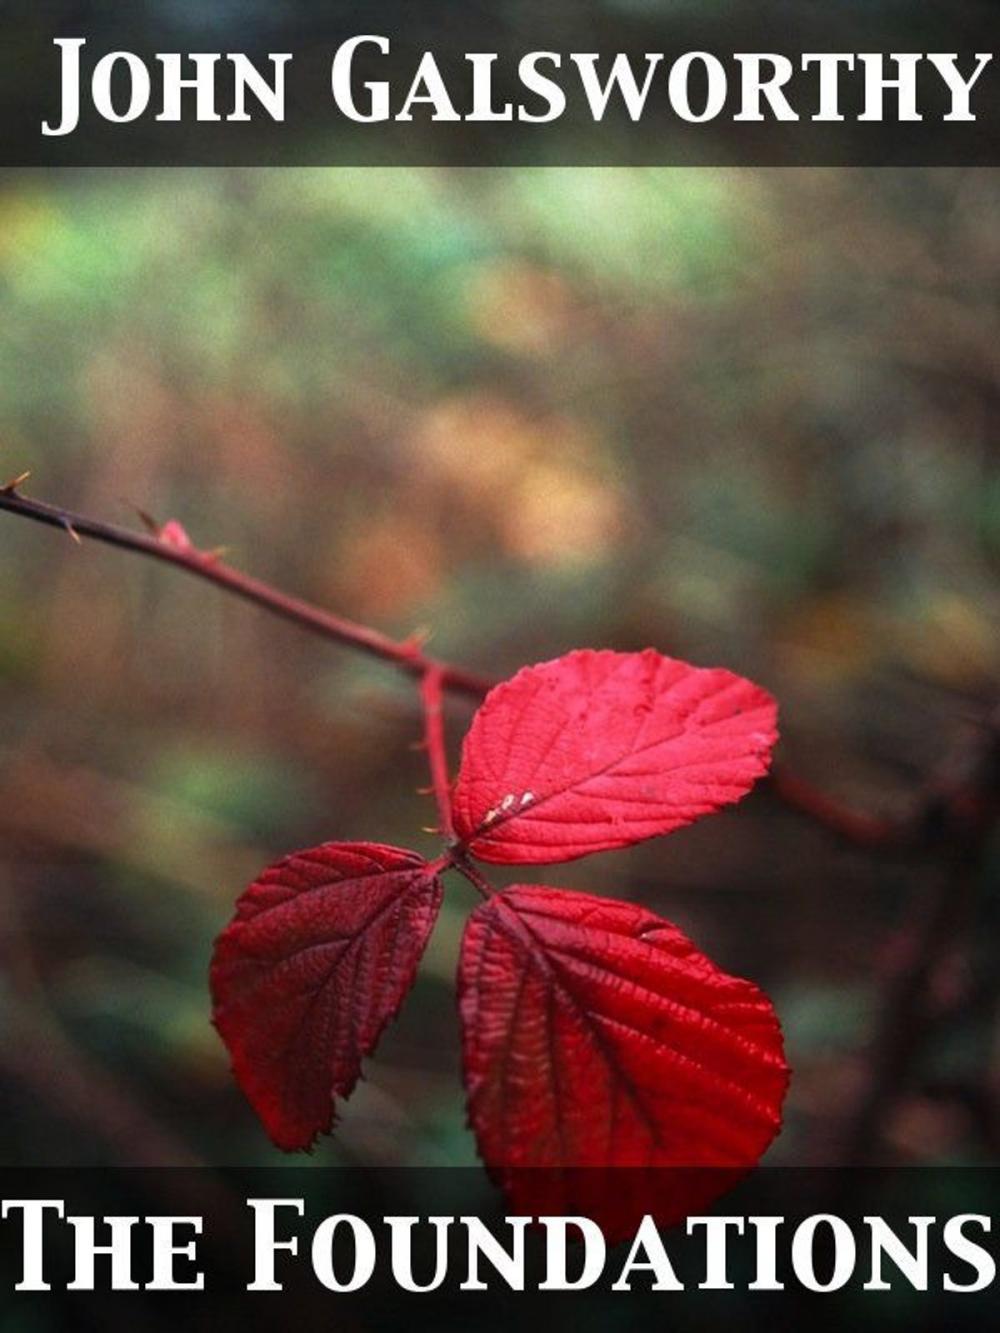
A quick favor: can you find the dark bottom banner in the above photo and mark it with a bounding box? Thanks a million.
[0,1167,997,1330]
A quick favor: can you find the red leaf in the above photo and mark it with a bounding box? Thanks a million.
[211,841,442,1150]
[459,885,788,1236]
[452,648,778,864]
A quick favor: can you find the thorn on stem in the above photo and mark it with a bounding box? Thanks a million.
[63,519,81,545]
[1,470,31,495]
[135,506,160,535]
[404,625,433,653]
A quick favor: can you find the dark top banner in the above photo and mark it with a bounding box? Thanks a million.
[1,0,1000,166]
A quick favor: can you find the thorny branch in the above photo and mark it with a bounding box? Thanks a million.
[0,483,492,699]
[0,478,906,848]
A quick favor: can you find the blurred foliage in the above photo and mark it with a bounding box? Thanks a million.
[0,167,999,1175]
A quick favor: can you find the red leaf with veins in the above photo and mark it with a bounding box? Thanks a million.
[211,841,442,1150]
[452,648,778,864]
[459,885,788,1236]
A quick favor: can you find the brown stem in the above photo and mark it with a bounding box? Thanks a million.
[769,766,907,849]
[839,710,1000,1163]
[419,665,455,841]
[450,852,497,901]
[840,866,974,1164]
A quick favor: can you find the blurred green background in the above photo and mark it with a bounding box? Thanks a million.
[0,167,998,1173]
